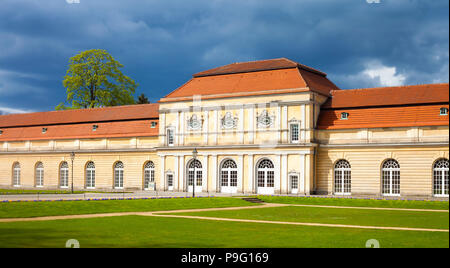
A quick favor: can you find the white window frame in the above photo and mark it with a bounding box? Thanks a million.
[288,172,300,194]
[166,127,175,147]
[60,162,69,189]
[144,161,155,190]
[340,112,349,120]
[114,162,124,189]
[334,160,351,196]
[220,159,238,194]
[440,107,449,116]
[289,121,300,144]
[166,172,174,191]
[382,159,401,197]
[86,162,96,189]
[35,162,44,188]
[13,163,21,187]
[433,159,449,197]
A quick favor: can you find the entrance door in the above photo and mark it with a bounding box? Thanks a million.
[334,160,351,195]
[167,174,174,191]
[187,160,203,193]
[221,159,238,194]
[256,159,275,195]
[289,174,299,194]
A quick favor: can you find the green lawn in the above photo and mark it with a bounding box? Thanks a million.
[0,189,130,195]
[0,197,258,219]
[172,206,449,230]
[0,216,447,248]
[259,196,449,210]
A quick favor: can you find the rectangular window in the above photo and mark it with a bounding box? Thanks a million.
[167,128,174,146]
[440,108,449,116]
[290,124,299,143]
[167,174,173,187]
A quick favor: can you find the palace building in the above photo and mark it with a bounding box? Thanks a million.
[0,58,448,198]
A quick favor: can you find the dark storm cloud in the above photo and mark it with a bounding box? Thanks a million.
[0,0,448,113]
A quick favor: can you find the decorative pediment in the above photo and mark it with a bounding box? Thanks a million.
[256,110,275,128]
[187,114,203,131]
[221,112,238,129]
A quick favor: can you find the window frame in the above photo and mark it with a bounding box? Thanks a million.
[289,121,300,144]
[85,161,96,189]
[114,161,124,189]
[166,127,175,147]
[59,162,69,189]
[381,159,401,197]
[35,162,44,188]
[12,162,21,187]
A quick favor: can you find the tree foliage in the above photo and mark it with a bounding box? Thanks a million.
[57,49,137,110]
[136,93,150,104]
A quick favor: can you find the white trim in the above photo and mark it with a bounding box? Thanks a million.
[248,155,254,193]
[281,154,288,193]
[158,149,312,157]
[212,155,218,192]
[160,155,165,191]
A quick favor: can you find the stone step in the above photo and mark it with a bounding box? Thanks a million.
[242,197,265,203]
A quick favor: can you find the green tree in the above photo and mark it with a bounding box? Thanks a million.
[56,49,137,110]
[136,93,150,104]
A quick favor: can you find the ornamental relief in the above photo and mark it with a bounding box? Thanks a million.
[221,112,238,130]
[186,114,203,131]
[256,110,275,128]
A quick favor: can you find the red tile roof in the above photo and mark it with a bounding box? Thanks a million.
[160,58,339,102]
[0,119,159,142]
[317,104,449,130]
[318,84,450,130]
[0,103,159,128]
[322,83,449,109]
[193,58,327,77]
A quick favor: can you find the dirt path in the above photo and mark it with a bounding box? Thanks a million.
[288,204,449,213]
[148,214,449,233]
[0,203,283,223]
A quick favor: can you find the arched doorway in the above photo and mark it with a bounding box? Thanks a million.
[220,159,238,194]
[256,159,275,195]
[433,159,449,197]
[187,159,202,193]
[334,160,351,195]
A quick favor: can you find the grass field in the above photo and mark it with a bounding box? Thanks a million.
[259,196,450,210]
[0,189,134,195]
[0,215,447,248]
[172,206,449,229]
[0,196,448,248]
[0,197,258,219]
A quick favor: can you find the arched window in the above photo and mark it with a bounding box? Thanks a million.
[382,159,400,196]
[60,162,69,188]
[144,161,155,190]
[187,159,202,191]
[221,159,238,192]
[257,159,275,194]
[12,163,21,187]
[334,160,351,195]
[433,159,449,197]
[35,162,44,187]
[114,162,124,189]
[86,161,96,189]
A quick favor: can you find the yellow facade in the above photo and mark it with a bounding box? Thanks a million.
[0,88,448,198]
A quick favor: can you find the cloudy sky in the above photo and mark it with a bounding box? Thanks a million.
[0,0,448,114]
